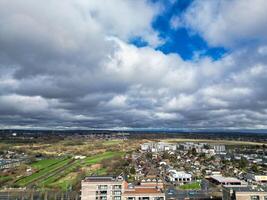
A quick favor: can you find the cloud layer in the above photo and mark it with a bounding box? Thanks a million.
[0,0,267,129]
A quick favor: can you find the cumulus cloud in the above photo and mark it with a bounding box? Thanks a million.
[181,0,267,47]
[0,0,267,129]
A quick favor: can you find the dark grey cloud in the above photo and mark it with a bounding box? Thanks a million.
[0,0,267,129]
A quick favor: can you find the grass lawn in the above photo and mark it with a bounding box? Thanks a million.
[50,172,78,190]
[16,158,71,186]
[39,160,80,187]
[82,151,123,165]
[48,151,123,190]
[16,151,124,189]
[50,167,107,190]
[178,182,201,190]
[0,176,12,184]
[31,158,64,170]
[103,140,122,146]
[0,176,12,181]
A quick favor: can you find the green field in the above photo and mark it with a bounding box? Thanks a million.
[178,181,201,190]
[15,151,124,190]
[103,140,122,146]
[0,176,12,183]
[82,151,123,165]
[16,158,71,186]
[31,158,64,170]
[49,152,123,190]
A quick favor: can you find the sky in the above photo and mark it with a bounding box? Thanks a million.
[0,0,267,130]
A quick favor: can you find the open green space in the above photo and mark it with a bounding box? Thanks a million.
[0,176,12,183]
[47,152,123,190]
[178,181,201,190]
[31,158,64,170]
[39,160,81,187]
[14,151,124,190]
[93,168,107,175]
[50,172,78,191]
[82,151,124,165]
[16,158,71,186]
[103,140,122,146]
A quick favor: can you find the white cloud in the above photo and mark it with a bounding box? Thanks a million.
[105,95,128,108]
[0,0,267,129]
[166,94,195,111]
[182,0,267,47]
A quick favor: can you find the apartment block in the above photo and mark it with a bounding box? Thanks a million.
[81,176,165,200]
[222,185,267,200]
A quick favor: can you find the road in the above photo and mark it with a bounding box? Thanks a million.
[166,189,211,200]
[165,181,220,200]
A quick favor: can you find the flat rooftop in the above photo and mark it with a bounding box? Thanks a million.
[223,185,267,193]
[210,175,241,183]
[83,176,122,182]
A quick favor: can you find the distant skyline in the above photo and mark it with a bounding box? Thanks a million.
[0,0,267,129]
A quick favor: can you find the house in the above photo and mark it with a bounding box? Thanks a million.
[167,170,192,184]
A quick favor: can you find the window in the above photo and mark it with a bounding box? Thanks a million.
[154,197,164,200]
[250,196,259,200]
[99,185,108,190]
[127,198,135,200]
[100,197,107,200]
[100,191,107,195]
[264,196,267,200]
[114,197,121,200]
[114,191,121,195]
[114,185,122,189]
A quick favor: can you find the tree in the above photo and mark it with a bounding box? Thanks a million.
[191,148,197,156]
[130,166,136,174]
[239,157,248,170]
[251,164,259,173]
[146,152,152,160]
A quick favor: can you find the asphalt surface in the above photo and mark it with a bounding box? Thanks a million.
[166,186,212,200]
[165,179,222,200]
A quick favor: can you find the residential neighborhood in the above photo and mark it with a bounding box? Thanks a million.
[80,141,267,200]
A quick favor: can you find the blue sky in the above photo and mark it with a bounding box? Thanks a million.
[132,0,227,60]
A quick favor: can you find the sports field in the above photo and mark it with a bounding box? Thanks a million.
[178,181,201,190]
